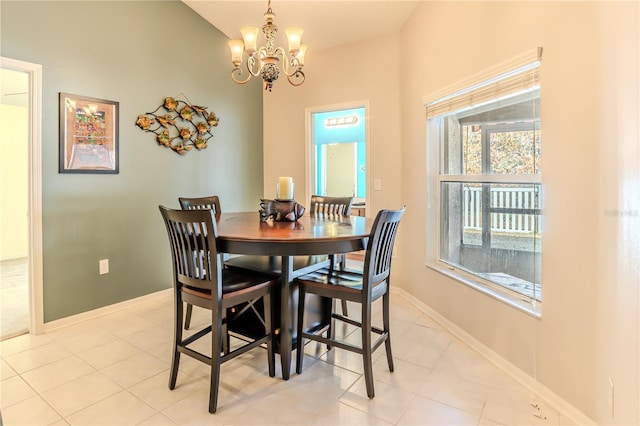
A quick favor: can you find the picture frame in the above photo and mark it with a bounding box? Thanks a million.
[59,93,119,174]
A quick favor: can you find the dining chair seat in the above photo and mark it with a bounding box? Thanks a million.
[182,269,274,298]
[293,267,388,299]
[295,207,405,399]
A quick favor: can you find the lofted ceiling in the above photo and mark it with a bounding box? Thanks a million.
[2,2,420,107]
[182,1,420,53]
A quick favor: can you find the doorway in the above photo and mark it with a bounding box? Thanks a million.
[306,102,369,212]
[0,57,43,338]
[324,142,357,196]
[1,67,29,339]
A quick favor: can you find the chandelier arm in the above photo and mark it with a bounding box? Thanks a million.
[289,56,302,72]
[287,70,305,86]
[274,48,303,78]
[282,63,303,78]
[272,46,286,59]
[246,55,264,77]
[231,67,252,85]
[232,55,266,84]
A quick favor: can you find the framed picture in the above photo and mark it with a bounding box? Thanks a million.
[59,93,119,174]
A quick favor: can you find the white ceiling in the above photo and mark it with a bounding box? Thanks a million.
[1,2,420,107]
[182,1,420,52]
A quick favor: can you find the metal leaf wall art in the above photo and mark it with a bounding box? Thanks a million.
[135,97,219,155]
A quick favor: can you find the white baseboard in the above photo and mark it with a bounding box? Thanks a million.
[393,287,596,426]
[41,288,172,333]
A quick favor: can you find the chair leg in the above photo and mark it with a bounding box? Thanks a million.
[264,292,275,377]
[221,309,229,355]
[326,297,334,350]
[169,295,184,390]
[383,292,394,372]
[337,254,348,316]
[209,308,223,414]
[341,299,349,316]
[185,303,193,330]
[361,305,375,399]
[296,285,307,375]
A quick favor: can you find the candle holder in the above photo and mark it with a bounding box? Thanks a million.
[259,199,305,222]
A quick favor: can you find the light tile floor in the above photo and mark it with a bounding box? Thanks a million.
[0,290,573,425]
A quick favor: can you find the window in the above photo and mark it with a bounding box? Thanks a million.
[426,50,542,306]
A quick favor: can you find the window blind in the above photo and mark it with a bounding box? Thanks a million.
[425,47,542,118]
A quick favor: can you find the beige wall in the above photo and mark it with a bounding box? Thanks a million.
[400,1,638,424]
[263,33,403,220]
[264,1,639,424]
[594,2,640,422]
[0,104,28,260]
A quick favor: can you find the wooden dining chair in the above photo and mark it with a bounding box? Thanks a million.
[178,195,279,355]
[179,196,221,214]
[295,207,405,399]
[308,195,354,216]
[309,195,354,315]
[308,195,354,270]
[159,206,276,413]
[178,196,222,329]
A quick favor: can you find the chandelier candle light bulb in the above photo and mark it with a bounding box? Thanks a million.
[285,27,303,53]
[278,177,294,200]
[240,26,260,54]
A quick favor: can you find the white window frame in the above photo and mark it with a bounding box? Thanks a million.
[424,48,543,316]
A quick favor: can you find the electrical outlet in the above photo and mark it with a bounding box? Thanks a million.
[99,259,109,275]
[608,376,615,418]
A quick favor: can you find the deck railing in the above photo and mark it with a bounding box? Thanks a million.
[463,186,540,234]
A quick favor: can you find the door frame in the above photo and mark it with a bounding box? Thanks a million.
[1,57,44,334]
[304,100,370,214]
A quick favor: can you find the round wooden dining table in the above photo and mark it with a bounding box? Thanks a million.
[215,211,373,379]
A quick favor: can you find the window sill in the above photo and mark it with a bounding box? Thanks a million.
[426,262,542,318]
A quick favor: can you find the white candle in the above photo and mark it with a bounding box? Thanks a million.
[278,176,294,200]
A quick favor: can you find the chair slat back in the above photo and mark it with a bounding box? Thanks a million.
[178,196,222,214]
[159,206,222,294]
[309,195,354,215]
[362,207,405,291]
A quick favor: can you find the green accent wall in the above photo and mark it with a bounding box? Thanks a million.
[0,1,264,322]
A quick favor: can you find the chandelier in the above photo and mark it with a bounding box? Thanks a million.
[227,0,307,91]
